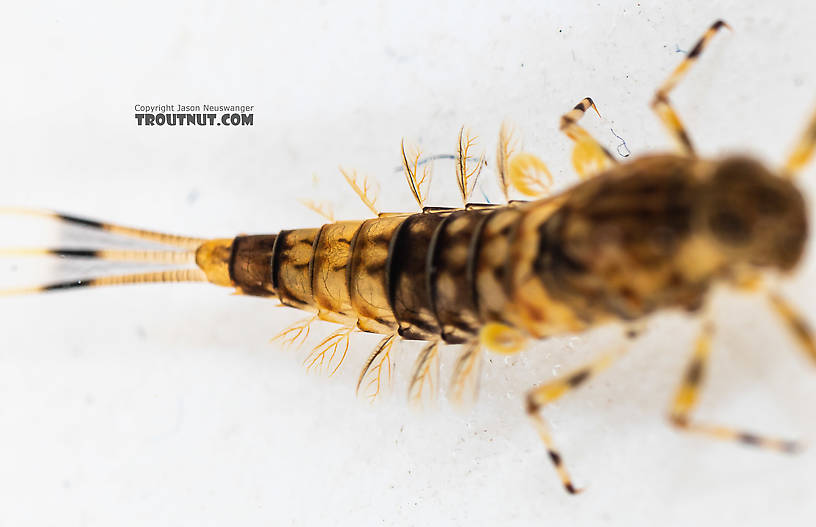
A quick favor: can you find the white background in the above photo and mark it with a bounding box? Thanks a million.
[2,1,816,525]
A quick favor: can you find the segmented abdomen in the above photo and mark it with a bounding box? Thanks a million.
[228,205,527,343]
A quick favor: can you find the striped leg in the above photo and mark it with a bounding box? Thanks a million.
[784,108,816,178]
[768,292,816,364]
[651,20,730,156]
[525,346,626,494]
[559,97,617,180]
[669,322,802,453]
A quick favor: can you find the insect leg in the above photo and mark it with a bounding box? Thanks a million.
[669,321,802,453]
[784,107,816,178]
[559,98,616,180]
[525,346,626,494]
[767,292,816,364]
[651,20,730,156]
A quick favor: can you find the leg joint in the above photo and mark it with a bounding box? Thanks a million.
[669,413,689,428]
[525,392,540,415]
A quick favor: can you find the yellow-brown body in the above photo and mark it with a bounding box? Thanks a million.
[4,20,814,496]
[209,154,807,344]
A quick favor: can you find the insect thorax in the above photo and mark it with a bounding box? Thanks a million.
[505,155,809,336]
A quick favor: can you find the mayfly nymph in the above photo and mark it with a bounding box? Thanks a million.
[3,21,815,494]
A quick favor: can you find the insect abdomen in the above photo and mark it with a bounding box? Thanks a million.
[272,228,321,310]
[428,209,492,343]
[347,215,407,333]
[229,205,531,343]
[229,234,278,297]
[387,211,451,340]
[311,221,363,323]
[225,159,713,342]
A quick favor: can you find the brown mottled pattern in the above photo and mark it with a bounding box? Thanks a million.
[428,209,490,343]
[224,152,808,344]
[529,155,716,325]
[273,228,319,310]
[472,207,525,324]
[227,207,528,339]
[387,212,450,340]
[310,220,363,321]
[347,215,408,334]
[503,195,579,337]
